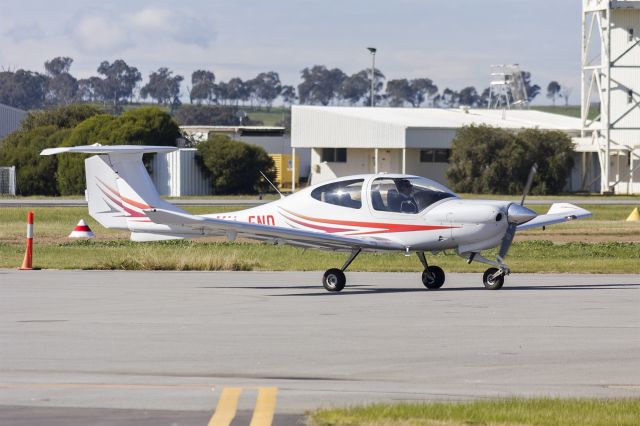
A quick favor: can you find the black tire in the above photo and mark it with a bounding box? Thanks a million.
[483,267,504,290]
[422,266,445,289]
[323,268,346,292]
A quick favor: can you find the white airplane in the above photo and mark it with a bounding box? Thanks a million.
[42,145,592,292]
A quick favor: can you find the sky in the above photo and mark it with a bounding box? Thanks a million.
[0,0,582,105]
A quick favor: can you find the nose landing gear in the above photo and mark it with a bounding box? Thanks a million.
[482,267,505,290]
[322,248,361,292]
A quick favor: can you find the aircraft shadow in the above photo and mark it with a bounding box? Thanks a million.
[273,282,640,297]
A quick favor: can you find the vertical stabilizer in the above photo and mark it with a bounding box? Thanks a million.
[41,145,185,230]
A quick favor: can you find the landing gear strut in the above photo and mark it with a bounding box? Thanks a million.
[417,251,445,289]
[322,248,361,292]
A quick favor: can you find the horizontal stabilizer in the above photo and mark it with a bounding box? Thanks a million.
[41,144,177,156]
[517,203,592,230]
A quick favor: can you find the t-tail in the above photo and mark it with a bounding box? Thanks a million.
[41,144,196,241]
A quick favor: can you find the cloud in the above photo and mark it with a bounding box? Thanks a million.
[4,23,46,43]
[67,7,215,55]
[68,14,130,54]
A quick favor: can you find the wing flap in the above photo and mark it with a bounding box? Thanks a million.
[517,203,592,231]
[144,208,405,251]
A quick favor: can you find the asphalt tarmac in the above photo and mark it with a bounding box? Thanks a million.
[1,270,639,426]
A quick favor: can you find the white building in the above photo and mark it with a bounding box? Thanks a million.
[292,105,590,190]
[0,103,26,141]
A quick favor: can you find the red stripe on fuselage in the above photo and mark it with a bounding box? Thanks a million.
[279,208,454,234]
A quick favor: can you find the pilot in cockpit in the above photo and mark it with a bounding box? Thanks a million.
[394,178,418,213]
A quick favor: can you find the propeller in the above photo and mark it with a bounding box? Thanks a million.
[497,163,539,265]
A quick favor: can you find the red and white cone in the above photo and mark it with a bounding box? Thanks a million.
[19,211,34,270]
[69,219,95,238]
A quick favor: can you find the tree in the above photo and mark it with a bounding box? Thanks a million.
[46,73,78,106]
[0,70,47,110]
[227,78,249,106]
[458,86,480,107]
[298,65,346,105]
[44,57,73,76]
[519,128,575,194]
[250,72,282,109]
[408,78,438,107]
[96,59,142,109]
[0,126,69,195]
[56,107,180,194]
[521,71,540,102]
[77,77,104,102]
[140,67,184,106]
[547,81,561,106]
[189,70,216,104]
[214,81,230,105]
[280,85,297,106]
[446,125,574,195]
[21,104,103,131]
[0,104,102,195]
[386,78,438,107]
[340,71,370,105]
[440,88,460,107]
[363,68,385,106]
[197,134,276,194]
[385,79,411,107]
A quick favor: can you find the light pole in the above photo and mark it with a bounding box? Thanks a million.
[367,47,377,107]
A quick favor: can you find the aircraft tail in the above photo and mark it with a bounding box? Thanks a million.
[41,145,185,231]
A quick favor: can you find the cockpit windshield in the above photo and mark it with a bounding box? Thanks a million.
[370,177,456,214]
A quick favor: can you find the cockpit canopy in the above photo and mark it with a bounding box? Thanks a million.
[370,177,456,213]
[310,176,456,213]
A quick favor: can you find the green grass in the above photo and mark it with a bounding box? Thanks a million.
[310,398,640,426]
[1,205,638,272]
[0,240,638,273]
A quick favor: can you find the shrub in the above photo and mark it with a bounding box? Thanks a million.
[197,134,275,194]
[446,125,574,195]
[56,107,180,194]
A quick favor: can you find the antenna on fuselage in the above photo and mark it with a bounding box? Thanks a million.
[260,171,284,199]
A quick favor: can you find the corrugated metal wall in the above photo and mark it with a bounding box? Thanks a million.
[151,149,212,197]
[0,104,26,140]
[292,106,406,149]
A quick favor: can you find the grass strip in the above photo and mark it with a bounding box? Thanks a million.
[0,240,638,273]
[310,398,640,426]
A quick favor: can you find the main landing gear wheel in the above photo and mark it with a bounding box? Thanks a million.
[422,266,445,289]
[323,268,346,292]
[483,267,505,290]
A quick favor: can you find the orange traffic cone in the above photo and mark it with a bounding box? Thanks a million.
[69,219,95,238]
[19,211,34,270]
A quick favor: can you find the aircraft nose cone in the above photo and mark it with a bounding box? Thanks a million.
[507,204,537,225]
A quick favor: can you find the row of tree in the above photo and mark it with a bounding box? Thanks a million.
[2,56,562,111]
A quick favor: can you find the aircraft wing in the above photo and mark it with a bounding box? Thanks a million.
[516,203,592,231]
[144,208,405,252]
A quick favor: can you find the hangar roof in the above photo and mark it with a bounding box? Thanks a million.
[293,105,582,131]
[291,106,586,149]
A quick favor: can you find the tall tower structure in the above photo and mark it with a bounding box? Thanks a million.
[582,0,640,194]
[488,64,529,109]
